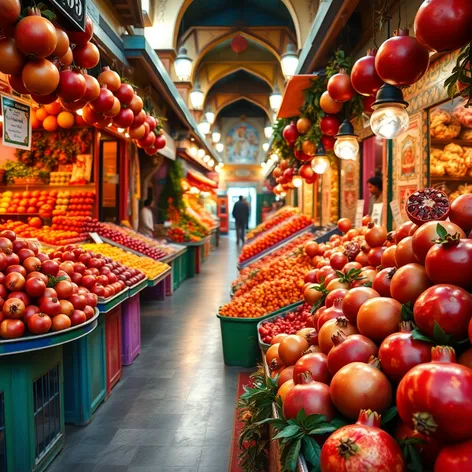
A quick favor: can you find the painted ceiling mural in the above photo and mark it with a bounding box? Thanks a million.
[226,122,261,164]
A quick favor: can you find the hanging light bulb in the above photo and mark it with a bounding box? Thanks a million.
[197,148,205,158]
[117,128,125,133]
[311,143,330,174]
[281,43,299,79]
[262,142,270,152]
[198,119,211,135]
[269,85,282,112]
[292,174,303,188]
[264,124,273,139]
[189,146,198,157]
[174,47,193,81]
[189,83,204,110]
[208,159,215,167]
[219,162,224,167]
[203,154,210,162]
[334,119,359,160]
[270,153,279,162]
[212,129,221,143]
[280,191,287,197]
[261,162,267,169]
[216,142,224,153]
[205,109,215,125]
[370,84,410,139]
[76,108,83,116]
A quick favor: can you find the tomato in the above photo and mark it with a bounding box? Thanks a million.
[0,318,24,338]
[27,313,52,334]
[397,346,472,442]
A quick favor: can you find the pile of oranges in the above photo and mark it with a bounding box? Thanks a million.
[247,207,299,240]
[239,214,313,263]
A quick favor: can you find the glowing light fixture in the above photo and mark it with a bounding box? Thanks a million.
[292,174,303,188]
[208,159,215,167]
[269,85,282,112]
[264,124,273,139]
[203,154,210,162]
[198,119,211,135]
[76,108,83,116]
[215,142,224,153]
[205,109,215,125]
[281,43,299,79]
[189,146,198,157]
[334,119,359,160]
[212,129,221,143]
[197,148,205,158]
[370,84,410,139]
[117,128,125,133]
[189,83,204,110]
[262,142,270,152]
[270,153,279,162]
[174,47,192,81]
[311,143,329,174]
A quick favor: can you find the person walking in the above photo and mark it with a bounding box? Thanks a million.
[139,199,154,237]
[232,196,249,245]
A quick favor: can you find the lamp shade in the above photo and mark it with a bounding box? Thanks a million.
[264,125,273,139]
[205,110,215,124]
[174,47,192,81]
[216,142,224,153]
[190,86,204,110]
[212,130,221,143]
[334,119,359,160]
[281,43,299,78]
[262,142,270,152]
[269,86,282,112]
[198,119,211,135]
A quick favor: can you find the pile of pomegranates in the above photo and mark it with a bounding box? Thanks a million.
[0,229,145,340]
[259,191,472,470]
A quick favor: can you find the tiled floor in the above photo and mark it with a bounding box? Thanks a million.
[48,235,246,472]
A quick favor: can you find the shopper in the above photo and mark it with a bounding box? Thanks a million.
[139,199,154,237]
[233,196,250,245]
[367,175,383,215]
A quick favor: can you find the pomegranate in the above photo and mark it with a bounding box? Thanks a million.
[320,91,343,114]
[320,410,405,471]
[406,188,450,226]
[67,16,93,46]
[90,87,115,113]
[449,193,472,234]
[98,67,121,91]
[0,0,20,26]
[351,50,384,96]
[395,221,415,243]
[395,236,417,267]
[397,346,472,441]
[379,322,432,382]
[0,38,26,75]
[327,69,355,102]
[282,122,299,146]
[330,358,393,419]
[318,317,358,354]
[434,438,472,471]
[293,352,330,384]
[278,335,309,365]
[22,59,59,95]
[283,372,335,420]
[73,42,99,69]
[375,29,430,86]
[56,69,87,102]
[320,115,341,136]
[327,332,378,375]
[372,267,396,297]
[413,284,472,340]
[390,263,432,304]
[341,287,379,324]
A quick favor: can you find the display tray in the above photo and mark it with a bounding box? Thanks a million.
[256,301,304,352]
[128,278,148,297]
[237,225,315,270]
[175,236,210,247]
[99,236,172,262]
[159,246,187,264]
[97,287,129,313]
[147,266,172,287]
[0,309,99,356]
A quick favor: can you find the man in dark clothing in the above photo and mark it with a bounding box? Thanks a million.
[233,196,250,245]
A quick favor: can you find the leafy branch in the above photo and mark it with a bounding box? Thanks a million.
[444,43,472,106]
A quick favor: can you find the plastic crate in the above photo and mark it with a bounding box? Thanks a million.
[217,301,303,368]
[256,301,304,352]
[121,294,141,366]
[105,305,122,396]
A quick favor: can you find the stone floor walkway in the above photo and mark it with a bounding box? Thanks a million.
[47,235,245,472]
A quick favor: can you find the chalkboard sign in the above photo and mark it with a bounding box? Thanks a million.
[46,0,87,32]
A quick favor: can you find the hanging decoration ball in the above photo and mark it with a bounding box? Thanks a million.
[294,148,314,162]
[363,95,376,115]
[299,163,316,182]
[351,50,384,96]
[320,91,343,114]
[231,35,248,54]
[414,0,472,53]
[273,167,283,179]
[320,115,341,136]
[282,167,294,183]
[296,117,311,134]
[283,122,300,146]
[302,140,316,156]
[375,29,430,87]
[321,134,335,151]
[327,69,356,102]
[279,159,289,171]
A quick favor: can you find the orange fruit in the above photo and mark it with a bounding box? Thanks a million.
[35,108,49,122]
[57,111,75,129]
[44,100,62,115]
[43,115,58,132]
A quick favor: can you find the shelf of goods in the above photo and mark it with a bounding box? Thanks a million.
[219,223,339,367]
[176,235,212,277]
[246,206,300,242]
[429,99,472,200]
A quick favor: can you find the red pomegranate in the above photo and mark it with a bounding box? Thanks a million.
[320,115,341,136]
[282,122,299,146]
[351,50,384,96]
[327,69,355,102]
[375,29,430,87]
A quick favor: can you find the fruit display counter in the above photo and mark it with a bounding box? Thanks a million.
[246,206,300,241]
[234,193,472,472]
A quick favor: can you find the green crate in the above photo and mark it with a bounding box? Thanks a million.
[217,301,303,367]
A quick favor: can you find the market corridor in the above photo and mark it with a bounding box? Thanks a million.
[48,235,242,472]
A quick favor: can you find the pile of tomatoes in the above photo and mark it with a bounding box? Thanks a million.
[238,214,313,263]
[260,191,472,470]
[246,207,299,240]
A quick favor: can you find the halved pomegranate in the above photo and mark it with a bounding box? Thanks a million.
[405,188,450,226]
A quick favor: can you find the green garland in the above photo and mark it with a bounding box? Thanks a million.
[158,159,185,220]
[272,50,363,162]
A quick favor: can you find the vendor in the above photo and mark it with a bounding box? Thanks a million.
[139,199,154,237]
[367,175,383,215]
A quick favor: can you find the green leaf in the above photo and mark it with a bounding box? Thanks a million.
[303,415,327,430]
[274,425,301,440]
[433,322,452,345]
[295,408,308,427]
[308,424,338,435]
[381,406,398,425]
[436,223,448,239]
[302,436,321,469]
[411,328,434,343]
[406,443,424,472]
[401,303,414,322]
[283,439,302,472]
[256,417,287,430]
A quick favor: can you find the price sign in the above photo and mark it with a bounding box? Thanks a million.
[163,221,172,228]
[371,203,384,226]
[46,0,87,31]
[89,233,103,244]
[354,200,365,228]
[2,96,31,150]
[389,200,404,227]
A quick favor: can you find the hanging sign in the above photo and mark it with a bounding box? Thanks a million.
[354,200,365,228]
[389,200,404,227]
[371,203,384,226]
[1,96,31,150]
[45,0,87,31]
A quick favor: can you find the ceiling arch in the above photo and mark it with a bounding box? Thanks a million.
[215,96,271,121]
